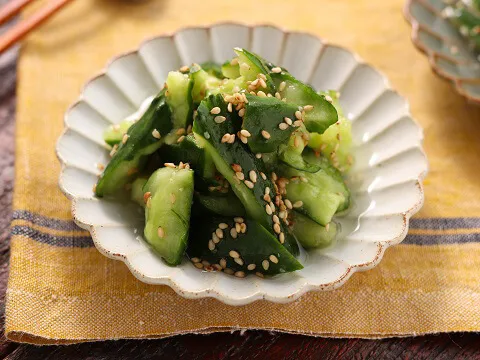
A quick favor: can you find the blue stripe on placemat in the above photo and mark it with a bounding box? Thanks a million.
[403,233,480,245]
[11,225,94,248]
[12,210,83,231]
[409,217,480,230]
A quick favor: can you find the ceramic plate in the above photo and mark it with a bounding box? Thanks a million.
[56,23,427,305]
[404,0,480,104]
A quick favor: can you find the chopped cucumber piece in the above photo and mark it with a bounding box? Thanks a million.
[166,71,194,129]
[143,167,194,266]
[131,177,148,207]
[190,64,223,104]
[193,94,299,256]
[187,217,303,275]
[95,90,172,197]
[234,48,275,92]
[271,72,338,133]
[103,119,135,147]
[242,94,298,153]
[221,60,240,79]
[278,125,320,173]
[291,211,337,249]
[159,134,216,180]
[281,154,350,226]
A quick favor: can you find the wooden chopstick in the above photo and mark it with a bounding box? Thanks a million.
[0,0,75,54]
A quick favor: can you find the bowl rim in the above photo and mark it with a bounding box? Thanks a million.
[403,0,480,105]
[56,22,427,305]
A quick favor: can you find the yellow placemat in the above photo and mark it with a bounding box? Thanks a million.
[5,0,480,344]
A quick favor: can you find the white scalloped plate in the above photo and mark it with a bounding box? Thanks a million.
[56,23,427,305]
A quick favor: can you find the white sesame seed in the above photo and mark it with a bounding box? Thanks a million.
[258,73,267,80]
[236,172,245,180]
[279,232,285,244]
[247,264,256,271]
[262,260,270,270]
[228,134,236,144]
[256,91,267,98]
[176,128,186,136]
[293,200,303,208]
[325,95,333,103]
[215,228,224,238]
[256,272,264,278]
[265,187,271,195]
[214,116,226,124]
[295,110,302,120]
[259,78,267,89]
[271,67,282,73]
[266,204,273,215]
[210,106,221,115]
[278,122,289,130]
[220,258,227,268]
[229,250,240,259]
[179,65,189,72]
[208,240,215,251]
[279,211,286,219]
[269,202,276,212]
[212,232,220,244]
[303,105,314,112]
[219,223,228,229]
[234,217,244,223]
[202,260,211,267]
[234,258,244,266]
[275,92,282,100]
[234,271,245,278]
[284,199,293,209]
[170,193,176,204]
[263,194,271,202]
[239,134,248,144]
[164,162,176,169]
[232,164,242,172]
[244,180,254,189]
[273,223,281,234]
[249,170,257,183]
[269,255,279,263]
[224,268,234,275]
[122,134,129,144]
[240,129,251,138]
[251,79,259,87]
[325,223,330,232]
[227,102,233,112]
[273,215,280,224]
[261,130,271,139]
[213,264,223,271]
[157,227,165,238]
[301,176,308,183]
[272,172,278,181]
[240,63,250,71]
[260,172,267,180]
[230,58,239,65]
[194,262,204,269]
[235,222,241,233]
[279,81,286,92]
[238,108,245,117]
[221,134,231,143]
[191,257,201,263]
[151,128,161,139]
[177,135,185,143]
[230,228,238,239]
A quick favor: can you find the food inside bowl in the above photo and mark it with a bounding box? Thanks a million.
[94,48,353,277]
[442,0,480,54]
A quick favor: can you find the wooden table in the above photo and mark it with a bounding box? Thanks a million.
[0,48,479,360]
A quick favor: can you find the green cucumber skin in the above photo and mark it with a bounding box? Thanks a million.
[271,72,338,134]
[187,217,303,275]
[291,211,337,249]
[143,167,194,266]
[194,193,246,217]
[199,61,225,79]
[242,94,298,153]
[159,134,216,180]
[193,94,299,256]
[95,90,172,197]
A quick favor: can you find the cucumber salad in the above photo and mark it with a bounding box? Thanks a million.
[94,48,353,278]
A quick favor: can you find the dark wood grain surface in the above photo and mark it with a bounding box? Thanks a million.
[1,9,480,360]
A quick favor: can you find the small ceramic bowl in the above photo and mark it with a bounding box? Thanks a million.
[404,0,480,104]
[56,23,427,305]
